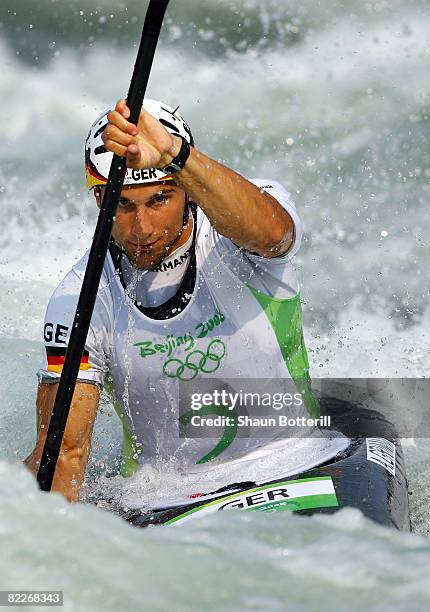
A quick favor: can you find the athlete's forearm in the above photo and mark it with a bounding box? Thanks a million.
[24,437,88,503]
[104,100,294,257]
[51,445,90,502]
[174,140,294,257]
[24,382,99,503]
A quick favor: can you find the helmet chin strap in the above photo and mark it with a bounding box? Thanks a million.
[159,192,192,261]
[181,192,191,230]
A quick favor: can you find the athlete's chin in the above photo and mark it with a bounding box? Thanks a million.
[129,249,165,271]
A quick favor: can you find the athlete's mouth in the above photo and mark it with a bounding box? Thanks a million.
[130,239,160,252]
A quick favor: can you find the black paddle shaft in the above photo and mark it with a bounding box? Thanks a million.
[37,0,170,492]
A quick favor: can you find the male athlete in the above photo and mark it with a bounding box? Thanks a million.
[25,99,348,503]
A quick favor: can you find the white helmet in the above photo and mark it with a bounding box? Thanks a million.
[85,99,194,189]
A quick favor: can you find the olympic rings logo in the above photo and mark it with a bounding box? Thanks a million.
[162,339,226,381]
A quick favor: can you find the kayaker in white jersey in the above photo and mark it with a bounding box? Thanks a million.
[25,99,349,503]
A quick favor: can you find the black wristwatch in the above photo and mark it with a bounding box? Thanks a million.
[162,136,191,175]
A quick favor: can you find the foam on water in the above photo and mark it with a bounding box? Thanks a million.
[1,0,430,608]
[2,462,430,612]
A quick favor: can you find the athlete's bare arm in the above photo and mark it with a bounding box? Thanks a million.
[24,382,100,502]
[103,100,294,258]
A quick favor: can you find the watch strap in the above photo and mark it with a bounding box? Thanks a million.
[162,136,191,175]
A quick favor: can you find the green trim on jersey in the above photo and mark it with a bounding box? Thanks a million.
[179,405,239,464]
[246,287,320,418]
[104,378,141,477]
[119,420,142,477]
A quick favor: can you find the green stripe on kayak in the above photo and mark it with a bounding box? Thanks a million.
[248,494,338,513]
[165,476,338,525]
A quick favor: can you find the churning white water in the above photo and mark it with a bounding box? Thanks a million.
[1,0,429,609]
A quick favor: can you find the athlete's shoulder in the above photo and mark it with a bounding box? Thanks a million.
[248,178,298,214]
[42,250,113,376]
[194,176,292,228]
[196,177,302,261]
[248,177,293,198]
[45,250,114,333]
[40,251,112,387]
[49,249,111,301]
[70,250,111,289]
[249,177,302,260]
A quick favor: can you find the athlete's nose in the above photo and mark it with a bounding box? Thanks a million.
[130,204,154,243]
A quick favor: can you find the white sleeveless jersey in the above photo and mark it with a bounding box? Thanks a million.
[39,179,348,485]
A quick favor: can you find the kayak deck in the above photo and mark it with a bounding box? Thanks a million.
[119,398,410,530]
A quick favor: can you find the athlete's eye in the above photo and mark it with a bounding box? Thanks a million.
[118,198,134,210]
[151,194,169,205]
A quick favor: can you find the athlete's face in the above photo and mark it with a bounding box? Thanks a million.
[95,183,189,270]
